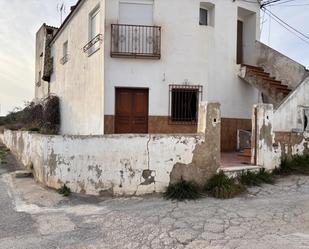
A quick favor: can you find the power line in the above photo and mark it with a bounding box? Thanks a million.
[271,3,309,6]
[264,7,309,40]
[263,7,309,45]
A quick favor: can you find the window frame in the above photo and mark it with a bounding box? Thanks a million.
[86,5,101,56]
[60,40,69,65]
[168,85,203,124]
[303,108,309,132]
[199,7,209,26]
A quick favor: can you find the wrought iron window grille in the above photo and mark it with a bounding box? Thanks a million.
[60,54,69,65]
[168,85,203,124]
[111,24,161,59]
[83,34,103,55]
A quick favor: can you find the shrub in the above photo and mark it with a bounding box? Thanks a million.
[274,155,309,175]
[239,168,274,186]
[163,179,201,201]
[58,184,71,197]
[41,96,60,134]
[0,145,9,164]
[205,171,245,199]
[2,95,60,135]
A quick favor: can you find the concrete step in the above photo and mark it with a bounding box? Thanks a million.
[13,170,33,178]
[220,165,261,178]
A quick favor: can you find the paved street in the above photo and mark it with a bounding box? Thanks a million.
[2,151,309,248]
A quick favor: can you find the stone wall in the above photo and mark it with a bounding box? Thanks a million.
[0,102,220,196]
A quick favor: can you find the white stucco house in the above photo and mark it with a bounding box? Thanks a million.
[35,0,308,153]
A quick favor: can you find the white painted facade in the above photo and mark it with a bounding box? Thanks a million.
[274,76,309,132]
[37,0,261,135]
[49,0,105,135]
[104,0,260,118]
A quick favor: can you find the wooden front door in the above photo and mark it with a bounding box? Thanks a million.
[237,20,243,64]
[115,88,149,134]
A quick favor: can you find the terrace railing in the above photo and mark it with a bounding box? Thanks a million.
[111,24,161,59]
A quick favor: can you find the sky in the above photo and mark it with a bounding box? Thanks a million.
[0,0,308,115]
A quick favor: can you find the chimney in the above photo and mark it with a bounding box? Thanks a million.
[70,5,76,12]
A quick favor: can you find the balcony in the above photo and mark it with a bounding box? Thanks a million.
[111,24,161,59]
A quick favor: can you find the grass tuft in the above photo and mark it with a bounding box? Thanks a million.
[274,155,309,175]
[239,168,274,186]
[204,171,245,199]
[163,179,201,201]
[57,184,71,197]
[0,145,9,164]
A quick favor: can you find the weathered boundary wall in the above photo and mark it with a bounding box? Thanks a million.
[273,76,309,132]
[252,104,309,170]
[0,102,220,196]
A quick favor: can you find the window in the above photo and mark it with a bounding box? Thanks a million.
[36,71,41,87]
[199,2,215,27]
[90,7,100,40]
[169,85,203,123]
[84,6,101,55]
[304,108,309,132]
[199,8,208,26]
[60,41,69,64]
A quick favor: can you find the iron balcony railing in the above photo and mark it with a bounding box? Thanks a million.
[111,24,161,59]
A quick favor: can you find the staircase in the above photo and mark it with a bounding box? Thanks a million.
[239,64,292,108]
[238,64,292,164]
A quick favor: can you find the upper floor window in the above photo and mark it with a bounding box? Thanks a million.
[90,6,100,40]
[304,108,309,132]
[200,2,215,27]
[84,5,102,56]
[60,41,69,64]
[36,71,42,87]
[199,8,208,26]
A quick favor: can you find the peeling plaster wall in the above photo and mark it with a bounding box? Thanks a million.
[253,104,309,170]
[274,132,309,163]
[0,102,221,196]
[1,130,206,196]
[253,104,277,170]
[273,76,309,132]
[3,130,203,195]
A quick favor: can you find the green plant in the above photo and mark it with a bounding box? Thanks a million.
[205,171,246,199]
[0,145,9,163]
[163,179,201,201]
[274,155,309,175]
[239,168,274,186]
[27,127,40,132]
[57,184,71,197]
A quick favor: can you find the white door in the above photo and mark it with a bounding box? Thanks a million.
[119,2,153,25]
[117,2,154,54]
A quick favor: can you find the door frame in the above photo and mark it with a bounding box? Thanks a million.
[114,87,149,134]
[236,20,244,65]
